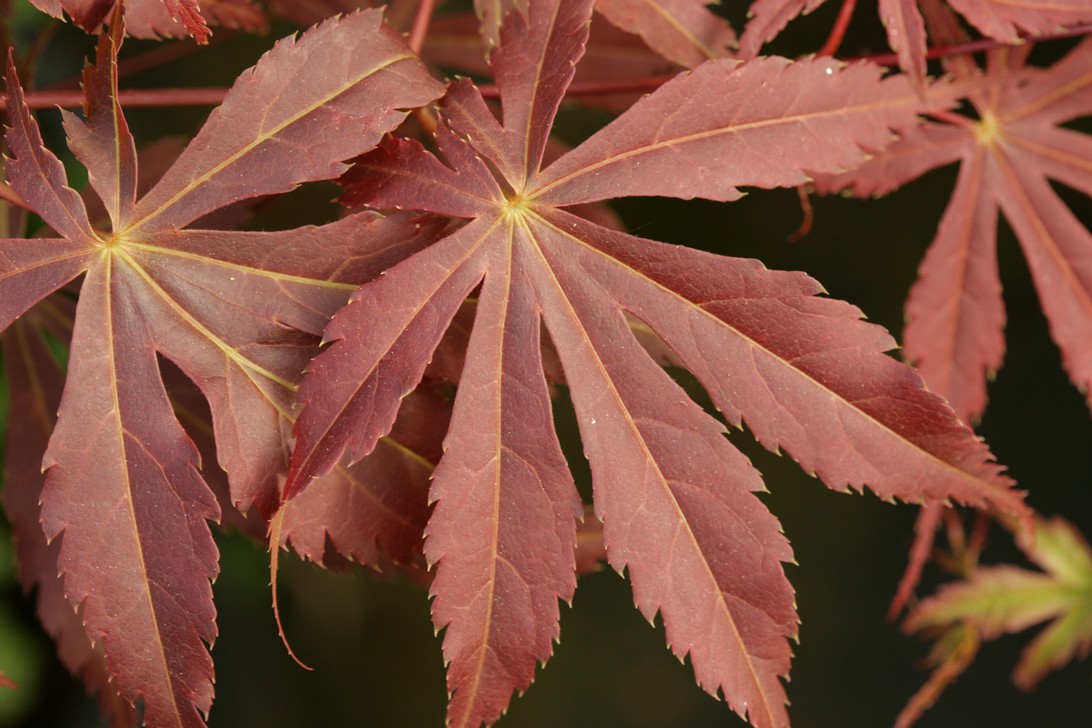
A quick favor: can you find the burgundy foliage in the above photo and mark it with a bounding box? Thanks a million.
[1,0,1089,726]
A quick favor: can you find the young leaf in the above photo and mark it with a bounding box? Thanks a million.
[28,0,269,42]
[816,38,1092,423]
[1,11,442,726]
[286,1,1028,725]
[907,517,1092,690]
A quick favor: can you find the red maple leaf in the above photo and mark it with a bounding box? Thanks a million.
[0,12,442,726]
[816,35,1092,628]
[818,37,1092,425]
[282,1,1029,725]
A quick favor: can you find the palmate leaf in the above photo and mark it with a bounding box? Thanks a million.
[0,11,442,726]
[817,38,1092,424]
[283,1,1028,725]
[944,0,1092,44]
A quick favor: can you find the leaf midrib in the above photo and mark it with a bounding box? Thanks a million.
[521,216,780,726]
[103,257,187,728]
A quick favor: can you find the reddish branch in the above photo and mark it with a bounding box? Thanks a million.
[6,87,230,108]
[818,0,858,57]
[407,0,438,55]
[7,23,1092,109]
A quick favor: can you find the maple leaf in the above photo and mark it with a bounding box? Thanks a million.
[816,36,1092,628]
[902,516,1092,724]
[816,38,1092,425]
[283,1,1028,725]
[0,11,442,726]
[28,0,271,42]
[879,0,929,90]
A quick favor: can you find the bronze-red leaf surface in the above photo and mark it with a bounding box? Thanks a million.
[0,12,441,727]
[1,295,139,726]
[286,1,1028,726]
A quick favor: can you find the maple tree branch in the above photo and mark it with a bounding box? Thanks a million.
[855,22,1092,66]
[408,0,438,55]
[786,186,814,243]
[924,108,976,128]
[12,23,1092,110]
[478,74,677,99]
[22,20,62,83]
[818,0,857,57]
[42,30,241,91]
[5,87,230,109]
[0,182,30,212]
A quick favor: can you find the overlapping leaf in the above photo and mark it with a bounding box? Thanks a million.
[283,2,1027,726]
[1,11,442,726]
[817,38,1092,424]
[738,0,824,59]
[27,0,268,42]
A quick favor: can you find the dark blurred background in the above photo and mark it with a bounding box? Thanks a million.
[1,0,1090,726]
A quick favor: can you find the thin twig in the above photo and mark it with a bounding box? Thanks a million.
[408,0,438,55]
[5,87,229,109]
[853,22,1092,66]
[12,23,1092,110]
[818,0,857,57]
